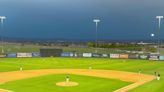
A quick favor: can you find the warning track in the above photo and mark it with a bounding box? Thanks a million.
[0,69,155,92]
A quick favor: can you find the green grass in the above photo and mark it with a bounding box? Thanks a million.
[0,74,131,92]
[0,58,164,92]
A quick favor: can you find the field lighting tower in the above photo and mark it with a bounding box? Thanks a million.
[150,33,155,47]
[0,16,6,53]
[93,19,100,53]
[156,16,163,54]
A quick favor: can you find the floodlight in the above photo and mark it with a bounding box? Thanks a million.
[0,16,6,24]
[156,16,163,54]
[156,16,163,28]
[93,19,100,23]
[151,33,154,37]
[0,16,6,53]
[93,19,100,53]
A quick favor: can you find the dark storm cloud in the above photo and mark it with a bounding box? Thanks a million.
[0,0,164,40]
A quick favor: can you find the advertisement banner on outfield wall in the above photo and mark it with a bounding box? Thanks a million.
[110,54,119,58]
[102,54,108,58]
[159,56,164,60]
[129,54,139,59]
[92,53,101,58]
[74,53,78,57]
[61,53,71,57]
[32,53,41,57]
[74,53,83,57]
[0,54,6,58]
[17,53,32,58]
[70,53,74,57]
[139,55,148,59]
[7,53,17,58]
[26,53,32,57]
[148,55,159,60]
[119,54,129,59]
[83,53,92,57]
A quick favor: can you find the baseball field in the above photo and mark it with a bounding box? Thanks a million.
[0,58,163,92]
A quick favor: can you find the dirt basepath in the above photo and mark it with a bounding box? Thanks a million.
[0,69,155,92]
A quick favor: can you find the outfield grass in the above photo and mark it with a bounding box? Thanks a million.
[0,58,164,92]
[0,74,131,92]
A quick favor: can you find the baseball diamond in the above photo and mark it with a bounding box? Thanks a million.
[0,58,163,92]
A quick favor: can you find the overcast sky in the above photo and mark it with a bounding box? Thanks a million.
[0,0,164,40]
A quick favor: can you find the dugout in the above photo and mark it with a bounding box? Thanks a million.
[40,49,63,57]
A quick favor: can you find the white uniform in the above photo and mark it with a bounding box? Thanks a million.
[66,76,69,82]
[20,67,23,71]
[157,74,160,80]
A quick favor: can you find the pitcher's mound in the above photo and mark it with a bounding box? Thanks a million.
[56,81,79,87]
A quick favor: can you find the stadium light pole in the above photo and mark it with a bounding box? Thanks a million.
[151,33,155,49]
[156,16,163,54]
[151,33,155,43]
[93,19,100,53]
[0,16,6,54]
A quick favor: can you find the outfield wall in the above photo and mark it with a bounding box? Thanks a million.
[1,52,163,61]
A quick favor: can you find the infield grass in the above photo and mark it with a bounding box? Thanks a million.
[0,74,131,92]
